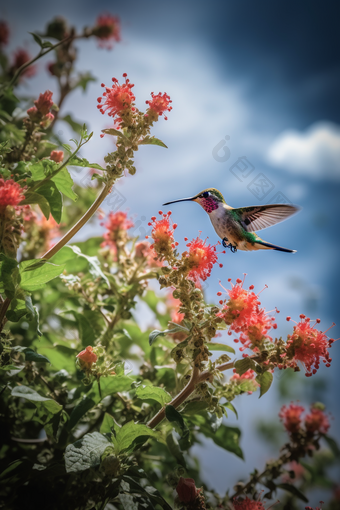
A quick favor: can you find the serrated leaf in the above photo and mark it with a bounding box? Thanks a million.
[35,182,62,223]
[165,405,191,450]
[19,192,51,219]
[149,325,188,346]
[136,385,172,406]
[234,357,255,376]
[139,136,168,148]
[276,483,308,502]
[52,167,78,202]
[101,128,129,141]
[29,32,53,48]
[68,154,105,171]
[65,432,109,473]
[19,260,64,291]
[224,401,238,418]
[23,348,50,363]
[209,342,235,354]
[11,385,62,438]
[256,371,273,397]
[115,422,159,454]
[67,376,133,430]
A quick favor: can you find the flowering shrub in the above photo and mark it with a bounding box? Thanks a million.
[0,13,339,510]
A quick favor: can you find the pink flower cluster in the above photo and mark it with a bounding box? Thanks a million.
[279,402,330,435]
[0,178,25,210]
[216,277,277,352]
[27,90,55,127]
[284,315,334,377]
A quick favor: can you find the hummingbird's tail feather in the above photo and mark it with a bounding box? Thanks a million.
[255,240,296,253]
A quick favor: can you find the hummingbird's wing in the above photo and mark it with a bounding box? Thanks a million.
[234,204,300,232]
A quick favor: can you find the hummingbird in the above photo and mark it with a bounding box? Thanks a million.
[163,188,300,253]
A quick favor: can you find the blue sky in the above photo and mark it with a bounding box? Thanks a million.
[2,0,340,500]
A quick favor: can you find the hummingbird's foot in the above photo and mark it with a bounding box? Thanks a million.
[222,237,237,253]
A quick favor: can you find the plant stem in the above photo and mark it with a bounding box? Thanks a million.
[43,183,110,260]
[28,134,91,193]
[1,35,76,96]
[147,360,235,429]
[0,183,110,330]
[147,365,200,429]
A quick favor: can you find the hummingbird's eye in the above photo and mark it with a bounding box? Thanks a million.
[203,191,209,198]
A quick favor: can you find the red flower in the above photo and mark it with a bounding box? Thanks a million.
[279,402,305,434]
[34,90,54,116]
[76,346,97,370]
[0,20,9,45]
[0,179,25,209]
[97,74,135,124]
[101,211,134,251]
[12,49,36,78]
[50,150,64,163]
[239,309,275,350]
[185,236,218,283]
[176,477,197,503]
[286,317,333,376]
[146,211,176,259]
[305,503,324,510]
[304,406,330,434]
[93,14,121,49]
[216,278,259,330]
[233,496,265,510]
[145,92,172,120]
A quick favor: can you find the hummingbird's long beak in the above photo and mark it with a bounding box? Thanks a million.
[162,197,195,206]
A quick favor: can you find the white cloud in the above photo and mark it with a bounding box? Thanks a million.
[266,122,340,179]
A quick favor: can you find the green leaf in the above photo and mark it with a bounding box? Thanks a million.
[166,430,186,467]
[149,325,188,346]
[234,357,255,376]
[67,376,133,430]
[67,154,105,171]
[101,128,129,141]
[35,182,62,223]
[165,405,191,450]
[11,385,62,439]
[29,32,53,48]
[224,401,238,419]
[209,342,235,354]
[256,371,273,398]
[23,348,50,364]
[100,413,116,434]
[52,167,78,202]
[201,422,243,459]
[65,432,110,473]
[276,483,309,502]
[135,385,172,406]
[189,413,243,458]
[73,72,96,92]
[115,422,159,454]
[19,192,51,219]
[139,136,168,148]
[0,254,19,298]
[61,114,84,135]
[19,260,64,291]
[324,435,340,457]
